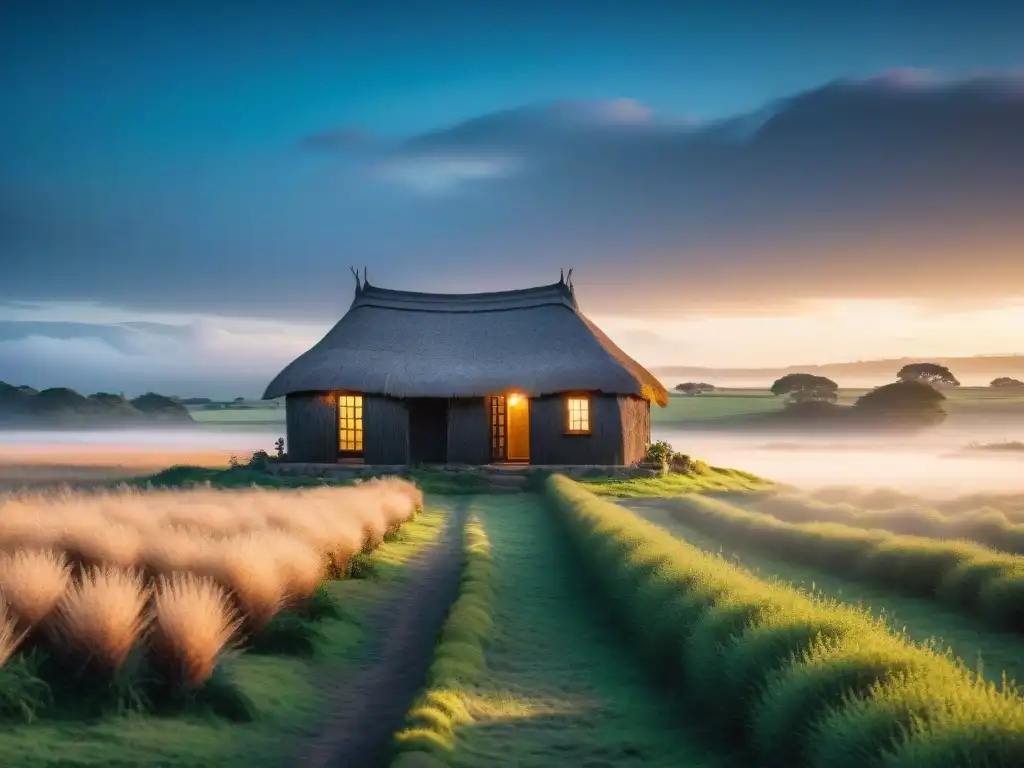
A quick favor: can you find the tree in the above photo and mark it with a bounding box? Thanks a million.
[769,373,839,405]
[896,362,960,387]
[991,377,1024,388]
[674,382,715,396]
[233,396,245,402]
[854,380,946,428]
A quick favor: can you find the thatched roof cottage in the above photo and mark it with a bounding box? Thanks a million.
[263,272,667,466]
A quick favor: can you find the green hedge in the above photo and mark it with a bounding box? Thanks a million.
[390,516,494,765]
[746,491,1024,556]
[544,475,1024,768]
[665,493,1024,635]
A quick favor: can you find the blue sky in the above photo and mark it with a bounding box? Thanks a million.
[1,1,1023,395]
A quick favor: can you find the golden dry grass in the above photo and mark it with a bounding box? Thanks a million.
[0,477,421,681]
[0,599,24,666]
[49,566,151,670]
[150,573,240,687]
[0,549,70,627]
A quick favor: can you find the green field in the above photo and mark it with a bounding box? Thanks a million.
[622,498,1024,688]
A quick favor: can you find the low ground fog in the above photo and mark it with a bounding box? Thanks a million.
[0,429,281,489]
[655,421,1024,499]
[1,422,1022,500]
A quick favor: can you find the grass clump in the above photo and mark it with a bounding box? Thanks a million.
[544,475,1024,768]
[390,516,494,766]
[663,493,1024,635]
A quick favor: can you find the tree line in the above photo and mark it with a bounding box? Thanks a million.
[673,362,1024,428]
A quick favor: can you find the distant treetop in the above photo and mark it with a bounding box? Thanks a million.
[896,362,960,387]
[769,373,839,405]
[991,377,1024,388]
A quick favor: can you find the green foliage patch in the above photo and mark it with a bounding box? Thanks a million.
[544,476,1024,767]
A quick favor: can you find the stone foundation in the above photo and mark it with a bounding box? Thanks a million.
[266,462,662,482]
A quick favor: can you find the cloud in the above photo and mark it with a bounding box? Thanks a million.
[3,71,1024,321]
[0,315,320,398]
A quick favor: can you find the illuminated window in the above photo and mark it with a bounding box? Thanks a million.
[338,394,364,454]
[565,395,590,434]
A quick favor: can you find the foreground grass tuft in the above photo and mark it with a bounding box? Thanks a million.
[544,476,1024,767]
[390,516,494,765]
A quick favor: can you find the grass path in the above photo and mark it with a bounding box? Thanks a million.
[455,494,735,768]
[298,497,468,768]
[0,500,452,768]
[623,498,1024,687]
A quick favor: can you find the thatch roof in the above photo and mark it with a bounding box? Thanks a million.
[263,276,668,406]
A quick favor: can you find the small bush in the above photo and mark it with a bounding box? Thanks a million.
[346,552,375,580]
[390,517,494,766]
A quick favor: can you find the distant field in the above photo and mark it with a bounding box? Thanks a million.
[185,388,1024,430]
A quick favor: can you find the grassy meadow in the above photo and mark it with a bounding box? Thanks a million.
[3,401,1024,765]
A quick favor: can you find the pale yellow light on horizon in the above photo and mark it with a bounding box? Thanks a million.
[594,299,1024,370]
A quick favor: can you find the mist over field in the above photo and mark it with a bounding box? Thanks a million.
[655,423,1024,498]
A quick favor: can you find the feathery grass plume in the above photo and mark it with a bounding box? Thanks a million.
[162,503,246,538]
[58,514,143,571]
[0,549,71,627]
[150,574,239,688]
[138,529,213,580]
[269,533,326,604]
[0,599,25,666]
[203,533,285,633]
[0,503,61,552]
[49,567,150,671]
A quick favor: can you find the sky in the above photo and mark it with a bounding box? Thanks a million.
[2,1,1023,397]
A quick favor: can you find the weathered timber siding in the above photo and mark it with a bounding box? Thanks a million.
[448,397,490,465]
[286,393,338,463]
[364,395,409,465]
[529,392,624,465]
[618,395,651,465]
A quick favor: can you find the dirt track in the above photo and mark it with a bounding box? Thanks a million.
[296,499,469,768]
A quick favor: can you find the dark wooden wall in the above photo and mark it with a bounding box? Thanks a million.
[285,393,338,463]
[528,393,625,465]
[448,397,490,465]
[618,395,651,465]
[286,390,650,466]
[364,395,409,464]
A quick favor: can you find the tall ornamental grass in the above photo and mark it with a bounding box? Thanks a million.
[0,476,423,720]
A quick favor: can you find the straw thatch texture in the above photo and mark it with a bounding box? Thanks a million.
[263,281,668,406]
